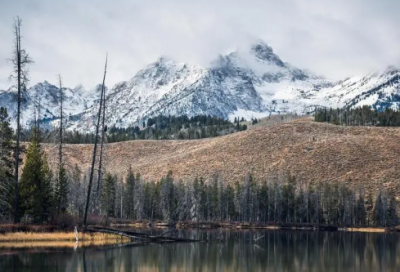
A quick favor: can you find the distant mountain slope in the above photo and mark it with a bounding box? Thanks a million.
[312,66,400,110]
[0,81,98,128]
[41,119,400,192]
[2,40,400,132]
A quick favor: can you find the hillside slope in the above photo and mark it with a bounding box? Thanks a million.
[41,119,400,192]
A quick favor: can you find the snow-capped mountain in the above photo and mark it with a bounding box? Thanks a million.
[1,40,400,132]
[312,66,400,111]
[0,81,97,128]
[68,40,332,130]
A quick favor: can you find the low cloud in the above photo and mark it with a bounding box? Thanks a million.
[1,0,399,90]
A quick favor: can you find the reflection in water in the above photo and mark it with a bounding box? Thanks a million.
[1,230,400,272]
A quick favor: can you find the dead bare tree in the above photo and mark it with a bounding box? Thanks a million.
[58,75,64,167]
[95,69,107,207]
[9,16,33,223]
[83,55,108,227]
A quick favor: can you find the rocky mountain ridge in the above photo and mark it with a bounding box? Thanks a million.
[1,40,399,132]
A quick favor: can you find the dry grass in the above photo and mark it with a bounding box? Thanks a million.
[0,240,128,249]
[244,113,303,130]
[35,119,400,194]
[343,228,386,233]
[0,231,130,242]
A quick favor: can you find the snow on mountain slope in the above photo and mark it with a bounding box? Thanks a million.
[312,66,400,110]
[1,40,400,132]
[65,40,331,131]
[0,81,97,128]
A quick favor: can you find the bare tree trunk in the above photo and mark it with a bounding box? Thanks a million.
[96,70,107,198]
[11,17,33,223]
[83,55,108,227]
[13,18,21,224]
[58,75,63,167]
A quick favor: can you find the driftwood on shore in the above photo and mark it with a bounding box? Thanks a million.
[83,226,201,243]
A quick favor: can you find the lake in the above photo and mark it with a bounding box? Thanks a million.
[1,230,400,271]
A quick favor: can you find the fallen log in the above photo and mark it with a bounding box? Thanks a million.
[83,227,201,243]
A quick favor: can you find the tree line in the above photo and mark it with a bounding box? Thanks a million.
[109,115,247,142]
[1,105,398,227]
[18,114,248,144]
[93,170,398,228]
[315,106,400,126]
[0,107,68,223]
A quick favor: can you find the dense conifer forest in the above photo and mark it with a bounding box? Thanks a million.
[90,170,398,227]
[314,106,400,126]
[19,114,248,144]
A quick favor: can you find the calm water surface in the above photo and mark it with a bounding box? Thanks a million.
[1,230,400,271]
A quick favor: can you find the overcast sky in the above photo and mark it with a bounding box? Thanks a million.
[1,0,399,90]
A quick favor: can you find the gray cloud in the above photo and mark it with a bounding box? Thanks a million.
[1,0,400,90]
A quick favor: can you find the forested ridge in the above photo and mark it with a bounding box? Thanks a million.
[315,106,400,126]
[19,114,248,144]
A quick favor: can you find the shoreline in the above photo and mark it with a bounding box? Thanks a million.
[0,222,394,244]
[112,221,392,233]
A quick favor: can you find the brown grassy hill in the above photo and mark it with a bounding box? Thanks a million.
[42,119,400,191]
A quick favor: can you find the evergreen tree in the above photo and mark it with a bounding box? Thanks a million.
[198,177,207,221]
[190,178,201,221]
[225,183,236,221]
[134,173,145,220]
[19,128,53,223]
[0,107,14,219]
[69,164,82,217]
[160,171,174,222]
[124,166,136,220]
[296,187,307,223]
[54,165,68,215]
[386,192,398,227]
[101,173,116,218]
[355,192,366,226]
[372,192,386,227]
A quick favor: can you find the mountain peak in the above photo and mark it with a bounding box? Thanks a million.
[155,56,175,65]
[250,41,285,67]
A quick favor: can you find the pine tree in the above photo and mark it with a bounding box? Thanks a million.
[198,177,207,221]
[372,192,386,227]
[355,192,366,226]
[101,173,116,218]
[69,164,82,217]
[55,165,68,215]
[176,180,188,221]
[134,173,144,220]
[0,107,14,219]
[386,192,398,227]
[296,187,307,223]
[242,173,251,222]
[225,183,236,221]
[19,128,53,223]
[190,178,201,221]
[124,166,135,220]
[160,172,174,222]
